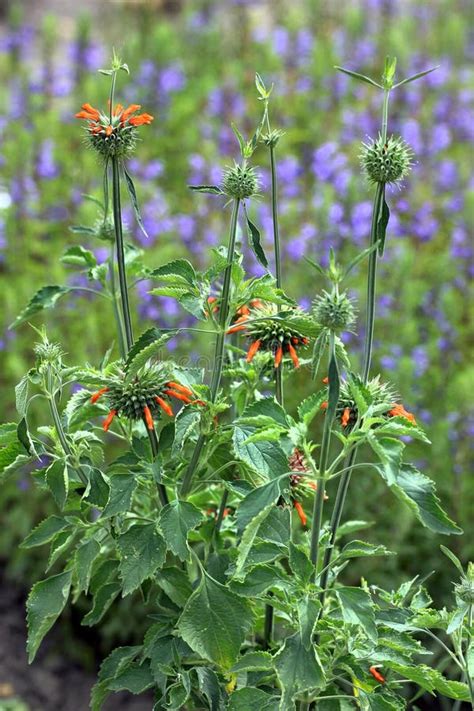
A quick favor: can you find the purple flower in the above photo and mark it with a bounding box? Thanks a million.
[36,140,60,179]
[158,65,186,94]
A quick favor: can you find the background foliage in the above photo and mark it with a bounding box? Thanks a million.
[0,0,472,679]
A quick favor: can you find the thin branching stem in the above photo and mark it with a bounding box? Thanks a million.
[111,156,134,352]
[180,198,241,497]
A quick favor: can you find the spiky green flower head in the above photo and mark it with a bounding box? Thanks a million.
[89,365,202,431]
[261,128,285,148]
[222,162,260,199]
[313,290,356,333]
[361,133,413,184]
[455,563,474,604]
[75,103,153,161]
[334,374,398,431]
[33,338,65,377]
[232,301,310,369]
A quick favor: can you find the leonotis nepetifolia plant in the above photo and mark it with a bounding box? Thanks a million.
[2,54,472,710]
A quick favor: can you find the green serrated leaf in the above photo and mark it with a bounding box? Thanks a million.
[76,538,101,594]
[336,586,377,642]
[15,375,29,417]
[189,185,223,195]
[159,500,203,561]
[244,207,268,268]
[274,633,325,708]
[46,460,69,509]
[178,570,253,670]
[10,285,71,328]
[391,464,462,535]
[101,470,137,518]
[61,245,97,268]
[369,433,404,485]
[236,476,289,534]
[82,581,121,626]
[26,570,72,662]
[117,523,166,595]
[21,515,71,549]
[227,688,279,711]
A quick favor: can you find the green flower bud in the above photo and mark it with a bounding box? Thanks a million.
[222,163,259,199]
[261,128,285,148]
[455,564,474,604]
[361,133,413,184]
[313,290,356,333]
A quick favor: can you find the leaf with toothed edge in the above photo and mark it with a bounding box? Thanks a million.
[244,205,268,268]
[10,285,72,329]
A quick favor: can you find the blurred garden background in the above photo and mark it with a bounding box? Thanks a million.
[0,0,472,708]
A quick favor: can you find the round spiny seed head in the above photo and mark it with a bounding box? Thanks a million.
[261,128,285,148]
[247,303,307,350]
[34,340,65,366]
[455,564,474,604]
[313,290,356,333]
[360,133,413,184]
[105,368,169,420]
[87,124,138,161]
[222,163,259,199]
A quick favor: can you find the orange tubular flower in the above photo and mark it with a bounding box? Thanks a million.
[274,345,283,368]
[341,407,351,428]
[388,403,416,424]
[246,339,261,363]
[129,113,154,126]
[90,387,109,404]
[143,405,154,430]
[322,376,329,384]
[293,501,307,527]
[103,409,117,432]
[321,401,328,410]
[166,381,194,397]
[164,389,192,404]
[75,103,100,120]
[120,103,142,121]
[287,342,300,368]
[369,666,385,684]
[155,396,173,418]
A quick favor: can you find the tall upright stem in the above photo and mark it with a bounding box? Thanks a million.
[309,332,337,577]
[319,183,383,601]
[111,156,134,352]
[48,369,88,486]
[109,245,127,360]
[147,423,169,507]
[318,87,391,603]
[270,144,284,407]
[263,139,283,647]
[180,198,241,497]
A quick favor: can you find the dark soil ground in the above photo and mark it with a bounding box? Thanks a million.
[0,575,154,711]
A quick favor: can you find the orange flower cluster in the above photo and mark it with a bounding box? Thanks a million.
[227,301,309,369]
[90,380,205,432]
[75,102,154,134]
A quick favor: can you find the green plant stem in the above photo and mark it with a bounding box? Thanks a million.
[146,423,169,507]
[264,141,283,648]
[319,181,384,603]
[109,246,127,360]
[111,156,134,352]
[309,332,336,577]
[48,387,88,486]
[180,198,241,497]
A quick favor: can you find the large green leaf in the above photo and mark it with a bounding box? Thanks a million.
[368,433,404,485]
[391,464,462,535]
[227,688,279,711]
[233,423,288,479]
[21,515,71,549]
[274,633,325,709]
[150,257,197,285]
[117,523,166,595]
[336,587,377,642]
[26,570,72,662]
[236,476,289,534]
[159,500,204,561]
[10,285,71,328]
[82,582,121,626]
[75,538,101,593]
[178,570,253,669]
[46,460,69,509]
[384,662,470,701]
[101,470,137,518]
